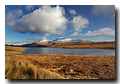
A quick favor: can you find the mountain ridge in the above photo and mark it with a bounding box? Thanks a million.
[21,37,93,47]
[7,37,114,47]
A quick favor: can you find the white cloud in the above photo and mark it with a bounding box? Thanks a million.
[27,33,50,41]
[68,15,89,36]
[10,5,68,35]
[33,36,47,41]
[69,31,79,37]
[27,37,46,40]
[13,9,23,16]
[25,5,34,11]
[5,9,23,26]
[97,37,107,41]
[71,15,89,32]
[69,9,76,15]
[5,11,16,26]
[91,5,115,15]
[44,33,50,36]
[80,27,115,38]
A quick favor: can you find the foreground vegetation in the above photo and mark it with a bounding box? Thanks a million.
[5,57,65,79]
[5,45,115,79]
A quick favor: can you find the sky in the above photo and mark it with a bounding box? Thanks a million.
[5,5,115,45]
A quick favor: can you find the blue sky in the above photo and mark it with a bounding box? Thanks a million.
[5,5,115,45]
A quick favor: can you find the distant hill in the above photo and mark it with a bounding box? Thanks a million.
[20,37,94,47]
[5,44,9,46]
[21,41,49,47]
[47,41,115,49]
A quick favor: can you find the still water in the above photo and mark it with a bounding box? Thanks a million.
[21,47,115,55]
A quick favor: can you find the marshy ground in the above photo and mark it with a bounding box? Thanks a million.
[5,42,115,79]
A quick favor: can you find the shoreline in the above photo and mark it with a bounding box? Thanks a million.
[21,46,115,50]
[8,41,115,50]
[46,45,115,50]
[47,41,115,50]
[20,46,115,55]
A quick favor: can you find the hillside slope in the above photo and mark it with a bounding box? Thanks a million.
[47,41,115,49]
[21,41,49,47]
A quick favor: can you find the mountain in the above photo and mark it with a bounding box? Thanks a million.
[21,41,49,47]
[52,37,93,44]
[53,37,71,41]
[38,39,52,44]
[50,37,72,44]
[21,37,93,47]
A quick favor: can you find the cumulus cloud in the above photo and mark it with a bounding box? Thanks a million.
[68,9,89,37]
[26,33,50,41]
[97,37,107,41]
[80,27,115,38]
[68,15,89,37]
[10,5,68,35]
[5,11,16,26]
[33,36,47,40]
[5,9,23,26]
[25,5,34,11]
[69,9,76,15]
[44,33,50,36]
[91,5,115,15]
[71,15,89,32]
[69,31,79,37]
[13,9,23,16]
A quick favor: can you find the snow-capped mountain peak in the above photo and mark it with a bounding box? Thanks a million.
[39,39,47,42]
[54,37,71,41]
[36,37,93,45]
[39,39,51,43]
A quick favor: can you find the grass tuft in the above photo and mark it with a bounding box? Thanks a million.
[5,57,65,79]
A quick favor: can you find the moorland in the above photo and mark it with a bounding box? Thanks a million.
[47,41,115,49]
[5,41,115,79]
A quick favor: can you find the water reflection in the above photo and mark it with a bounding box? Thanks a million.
[21,47,115,55]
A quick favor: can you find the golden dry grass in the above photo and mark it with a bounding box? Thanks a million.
[5,46,27,52]
[5,45,115,79]
[5,46,65,79]
[5,57,65,79]
[5,46,27,55]
[47,41,115,49]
